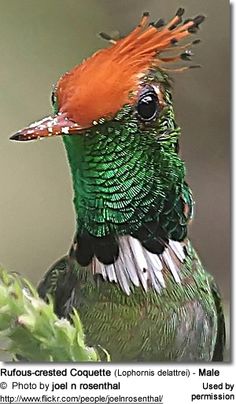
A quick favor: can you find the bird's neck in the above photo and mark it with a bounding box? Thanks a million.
[63,123,185,238]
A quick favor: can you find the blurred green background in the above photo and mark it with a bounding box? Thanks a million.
[0,0,230,359]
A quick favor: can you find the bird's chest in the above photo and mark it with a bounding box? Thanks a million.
[72,273,217,361]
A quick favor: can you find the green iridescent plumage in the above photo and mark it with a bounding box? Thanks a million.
[38,242,223,361]
[38,69,225,361]
[11,10,225,361]
[63,83,190,240]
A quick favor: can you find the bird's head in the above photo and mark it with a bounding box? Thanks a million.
[10,8,205,260]
[11,9,204,142]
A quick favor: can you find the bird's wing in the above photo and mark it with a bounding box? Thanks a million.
[37,255,79,319]
[37,256,68,300]
[208,274,226,361]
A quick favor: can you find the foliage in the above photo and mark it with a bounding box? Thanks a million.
[0,266,102,362]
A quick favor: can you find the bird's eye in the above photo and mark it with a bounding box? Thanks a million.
[137,89,160,122]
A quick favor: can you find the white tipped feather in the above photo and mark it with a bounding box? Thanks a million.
[162,249,181,283]
[105,264,117,283]
[127,236,149,292]
[148,268,162,293]
[93,258,107,280]
[146,250,163,271]
[91,237,186,295]
[114,261,131,295]
[169,239,185,262]
[128,237,148,272]
[119,237,140,287]
[144,250,166,288]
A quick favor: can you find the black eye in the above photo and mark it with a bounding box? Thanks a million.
[137,90,159,122]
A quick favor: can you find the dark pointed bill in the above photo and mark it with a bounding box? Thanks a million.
[10,114,84,141]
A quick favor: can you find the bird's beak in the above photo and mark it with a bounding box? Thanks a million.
[10,113,85,141]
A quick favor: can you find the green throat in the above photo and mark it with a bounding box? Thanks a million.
[62,89,190,243]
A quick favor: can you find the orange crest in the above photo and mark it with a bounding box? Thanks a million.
[56,9,204,128]
[11,9,204,141]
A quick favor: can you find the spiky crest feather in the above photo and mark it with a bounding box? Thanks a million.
[11,9,204,141]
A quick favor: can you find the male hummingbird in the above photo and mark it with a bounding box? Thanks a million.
[11,9,225,361]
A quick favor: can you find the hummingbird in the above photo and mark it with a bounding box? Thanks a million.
[11,9,225,361]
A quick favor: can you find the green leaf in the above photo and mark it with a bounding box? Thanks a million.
[0,266,108,362]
